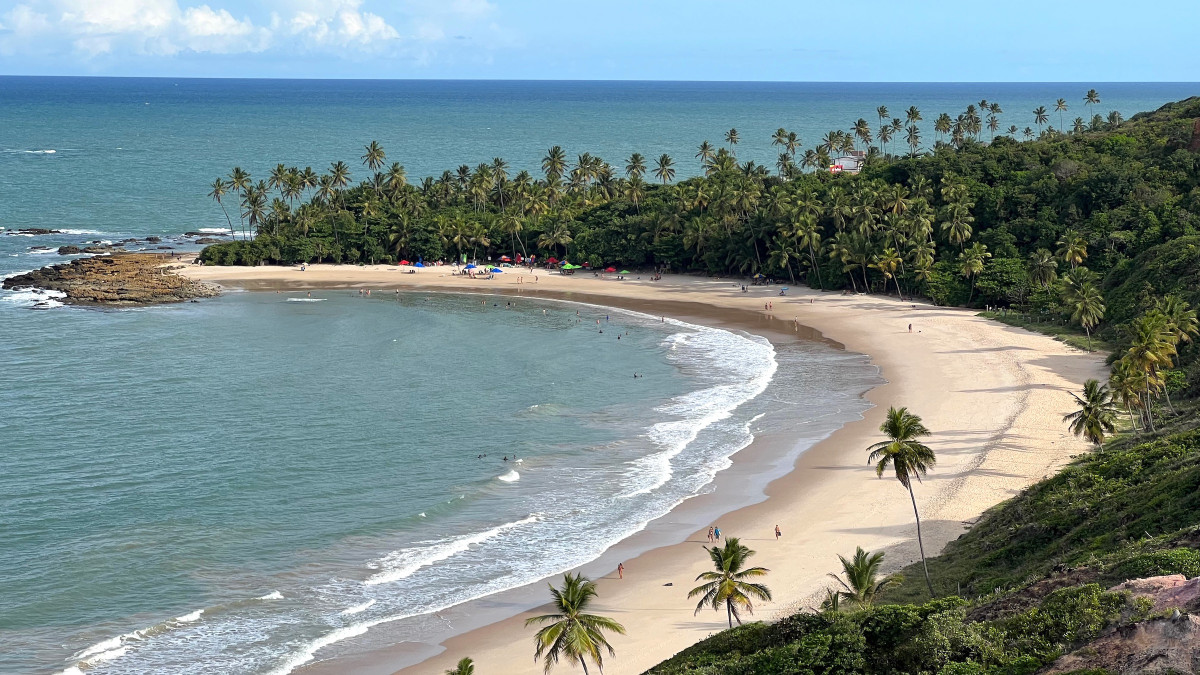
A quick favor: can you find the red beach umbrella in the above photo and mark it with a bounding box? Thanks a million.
[604,267,617,273]
[547,257,559,264]
[400,260,410,265]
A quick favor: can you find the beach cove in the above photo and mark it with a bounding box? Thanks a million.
[179,263,1107,674]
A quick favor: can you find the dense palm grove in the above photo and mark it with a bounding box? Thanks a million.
[202,93,1200,395]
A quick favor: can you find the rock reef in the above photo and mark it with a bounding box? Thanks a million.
[2,253,219,305]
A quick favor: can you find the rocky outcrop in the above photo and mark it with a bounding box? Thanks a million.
[2,253,219,305]
[1111,575,1200,614]
[1045,613,1200,674]
[193,237,223,244]
[57,245,82,255]
[6,228,62,235]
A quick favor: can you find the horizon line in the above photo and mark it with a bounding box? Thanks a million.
[2,74,1199,85]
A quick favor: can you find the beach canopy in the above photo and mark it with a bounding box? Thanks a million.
[491,267,503,273]
[604,267,617,272]
[753,273,765,278]
[399,260,410,265]
[547,257,559,263]
[500,255,512,261]
[414,262,425,268]
[619,270,631,274]
[465,263,477,269]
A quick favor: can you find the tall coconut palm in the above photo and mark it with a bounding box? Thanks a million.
[1033,106,1049,134]
[1067,281,1105,350]
[1056,234,1088,269]
[208,177,237,240]
[653,154,675,184]
[827,547,898,608]
[1154,295,1200,363]
[689,537,771,629]
[1055,98,1069,131]
[724,128,739,154]
[542,146,567,181]
[872,247,904,299]
[959,242,990,303]
[1027,248,1058,288]
[1084,88,1101,114]
[445,657,474,675]
[624,153,646,180]
[538,222,573,259]
[794,213,825,289]
[525,573,625,675]
[867,406,937,597]
[1122,312,1176,432]
[1063,379,1118,447]
[696,140,715,170]
[361,141,386,173]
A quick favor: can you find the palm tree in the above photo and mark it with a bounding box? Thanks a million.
[1055,98,1069,131]
[624,153,646,180]
[1122,313,1176,432]
[445,657,474,675]
[542,146,567,181]
[827,547,898,608]
[1067,281,1105,350]
[724,128,739,154]
[1056,234,1088,269]
[689,537,771,629]
[959,242,990,303]
[208,177,237,240]
[1063,379,1118,447]
[867,406,937,597]
[1084,88,1101,115]
[1027,248,1058,288]
[872,247,904,299]
[538,221,573,259]
[1033,106,1049,134]
[653,154,675,184]
[794,214,825,289]
[1107,110,1123,129]
[361,141,386,173]
[696,140,715,170]
[526,573,625,675]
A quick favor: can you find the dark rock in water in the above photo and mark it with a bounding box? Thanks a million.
[82,246,114,254]
[194,237,223,244]
[58,245,82,255]
[157,246,174,250]
[145,236,162,243]
[30,245,51,250]
[119,238,140,244]
[1,253,219,306]
[8,228,63,235]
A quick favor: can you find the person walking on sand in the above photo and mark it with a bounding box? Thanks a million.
[775,524,781,540]
[908,323,913,333]
[617,562,624,579]
[707,526,714,543]
[713,526,721,540]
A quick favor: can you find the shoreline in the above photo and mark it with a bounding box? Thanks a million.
[181,263,1107,674]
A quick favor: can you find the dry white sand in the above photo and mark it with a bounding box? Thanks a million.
[181,263,1107,674]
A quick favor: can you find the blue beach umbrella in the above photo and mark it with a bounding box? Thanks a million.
[414,262,425,268]
[491,267,503,273]
[465,263,477,269]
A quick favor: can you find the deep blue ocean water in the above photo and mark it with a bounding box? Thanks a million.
[0,79,1195,673]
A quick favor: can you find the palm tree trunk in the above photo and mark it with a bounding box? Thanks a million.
[809,248,824,290]
[219,202,236,241]
[580,659,589,675]
[894,276,904,301]
[908,483,935,597]
[727,601,733,629]
[1144,382,1156,432]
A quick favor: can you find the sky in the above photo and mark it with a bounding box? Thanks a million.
[0,0,1196,81]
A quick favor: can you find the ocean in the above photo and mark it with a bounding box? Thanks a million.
[0,79,1195,674]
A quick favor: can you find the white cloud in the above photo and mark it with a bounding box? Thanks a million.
[0,0,506,69]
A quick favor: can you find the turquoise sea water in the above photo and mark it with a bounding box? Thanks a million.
[0,79,1196,673]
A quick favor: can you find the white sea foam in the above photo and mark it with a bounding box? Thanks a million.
[264,623,370,675]
[59,229,105,235]
[197,228,229,233]
[286,298,325,302]
[258,591,284,600]
[1,287,67,309]
[623,324,777,497]
[364,515,538,586]
[175,609,204,623]
[5,148,57,154]
[497,470,520,482]
[339,599,376,615]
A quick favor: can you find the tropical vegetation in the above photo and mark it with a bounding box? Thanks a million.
[526,572,626,674]
[689,537,773,629]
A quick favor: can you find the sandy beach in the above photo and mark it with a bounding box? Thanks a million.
[181,263,1107,675]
